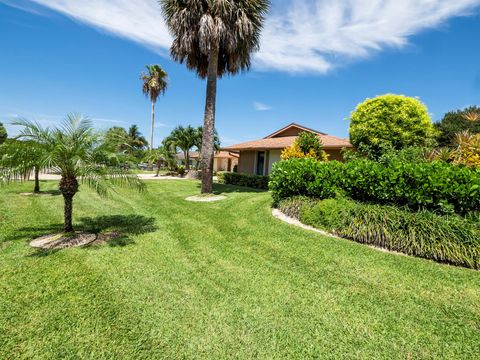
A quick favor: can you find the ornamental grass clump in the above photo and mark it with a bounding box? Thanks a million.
[279,197,480,269]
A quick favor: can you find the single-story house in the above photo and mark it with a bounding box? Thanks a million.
[223,123,352,176]
[177,151,239,172]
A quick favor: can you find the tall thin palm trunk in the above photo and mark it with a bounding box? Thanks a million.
[200,46,219,194]
[34,167,40,193]
[150,101,155,150]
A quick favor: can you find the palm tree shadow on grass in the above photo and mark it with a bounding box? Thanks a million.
[79,214,158,247]
[9,214,157,256]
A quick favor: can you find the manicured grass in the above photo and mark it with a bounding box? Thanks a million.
[0,180,479,359]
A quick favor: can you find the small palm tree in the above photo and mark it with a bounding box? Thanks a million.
[144,146,175,176]
[161,0,269,193]
[141,65,168,150]
[165,125,197,170]
[0,139,46,193]
[11,114,145,233]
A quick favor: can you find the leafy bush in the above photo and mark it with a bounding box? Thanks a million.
[435,106,480,147]
[278,197,480,269]
[217,171,269,189]
[281,131,329,161]
[269,158,343,204]
[270,158,480,214]
[350,94,437,158]
[177,165,186,177]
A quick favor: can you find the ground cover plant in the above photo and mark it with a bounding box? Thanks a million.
[278,196,480,269]
[0,180,479,358]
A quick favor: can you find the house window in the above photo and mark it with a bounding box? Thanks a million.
[256,151,265,175]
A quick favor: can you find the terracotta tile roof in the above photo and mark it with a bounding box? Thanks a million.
[177,151,239,159]
[224,134,352,151]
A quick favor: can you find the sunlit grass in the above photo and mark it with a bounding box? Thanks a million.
[0,180,479,359]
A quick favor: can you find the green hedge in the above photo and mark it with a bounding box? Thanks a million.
[270,158,480,214]
[217,172,269,190]
[278,197,480,269]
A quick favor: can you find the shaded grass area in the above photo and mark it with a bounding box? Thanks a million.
[0,181,479,359]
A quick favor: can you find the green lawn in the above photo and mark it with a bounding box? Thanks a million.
[0,180,479,359]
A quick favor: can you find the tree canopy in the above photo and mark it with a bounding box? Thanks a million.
[435,106,480,147]
[0,122,7,144]
[161,0,270,78]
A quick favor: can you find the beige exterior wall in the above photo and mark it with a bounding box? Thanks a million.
[238,151,256,174]
[267,150,281,175]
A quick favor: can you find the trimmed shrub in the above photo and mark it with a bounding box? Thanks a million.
[350,94,437,158]
[270,158,480,214]
[217,171,269,189]
[278,197,480,269]
[269,158,343,204]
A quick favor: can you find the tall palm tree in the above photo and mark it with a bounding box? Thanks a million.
[165,125,197,170]
[161,0,269,193]
[141,65,168,150]
[10,114,144,233]
[0,139,46,193]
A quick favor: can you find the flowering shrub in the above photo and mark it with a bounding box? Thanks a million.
[281,132,328,161]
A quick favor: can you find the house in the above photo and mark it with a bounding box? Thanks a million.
[177,151,239,172]
[223,123,352,176]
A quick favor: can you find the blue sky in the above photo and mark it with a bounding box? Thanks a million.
[1,0,479,146]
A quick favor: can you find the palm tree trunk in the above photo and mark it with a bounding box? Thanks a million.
[59,177,79,233]
[33,167,40,193]
[63,194,74,233]
[184,150,190,171]
[150,101,155,150]
[200,45,219,194]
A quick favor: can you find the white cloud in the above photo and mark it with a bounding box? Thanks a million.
[9,0,480,73]
[28,0,172,54]
[253,102,272,111]
[256,0,480,73]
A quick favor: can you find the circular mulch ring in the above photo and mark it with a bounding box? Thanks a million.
[30,232,122,249]
[30,232,97,249]
[20,192,53,197]
[185,195,226,202]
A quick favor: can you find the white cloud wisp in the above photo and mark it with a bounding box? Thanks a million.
[9,0,480,73]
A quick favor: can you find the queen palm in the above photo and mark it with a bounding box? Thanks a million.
[141,65,168,150]
[11,114,145,233]
[165,125,197,170]
[161,0,269,193]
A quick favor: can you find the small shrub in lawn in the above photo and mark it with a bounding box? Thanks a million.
[217,172,269,189]
[278,196,480,269]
